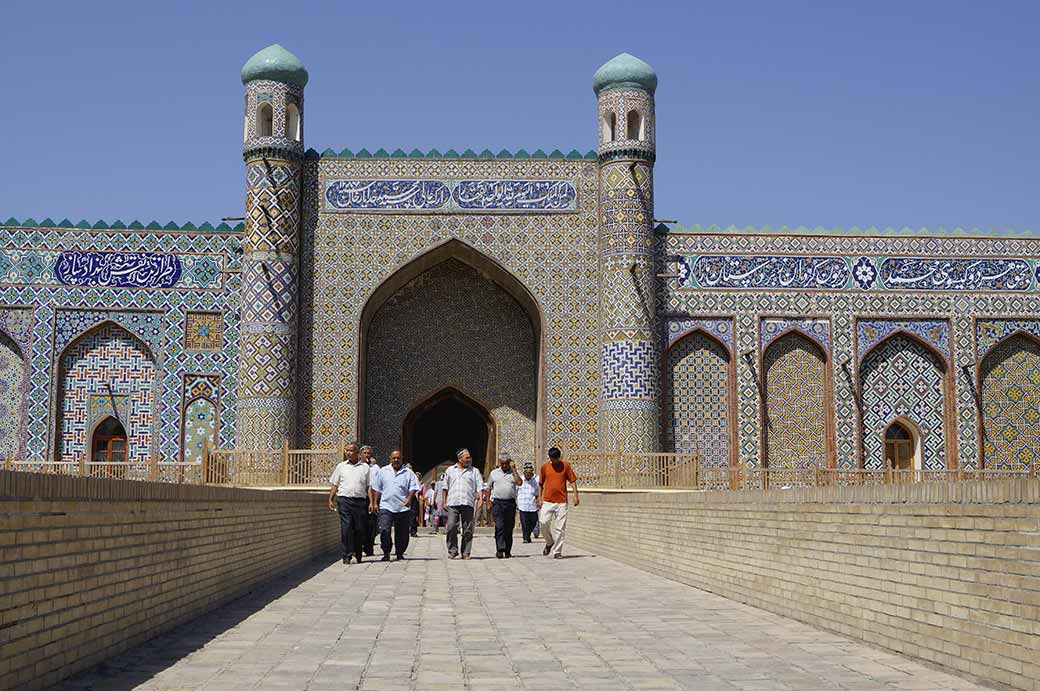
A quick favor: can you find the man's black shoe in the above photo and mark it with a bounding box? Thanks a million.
[395,555,405,561]
[342,556,350,565]
[505,552,511,558]
[381,554,391,562]
[523,539,532,543]
[496,551,504,559]
[365,550,374,557]
[543,545,551,556]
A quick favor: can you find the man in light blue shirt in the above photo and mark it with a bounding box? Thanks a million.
[372,450,420,561]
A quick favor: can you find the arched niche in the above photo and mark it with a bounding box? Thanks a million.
[358,239,544,469]
[663,328,735,469]
[762,331,831,470]
[859,332,951,470]
[54,321,157,465]
[978,331,1040,471]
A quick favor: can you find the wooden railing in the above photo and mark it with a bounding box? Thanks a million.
[6,446,1037,490]
[4,457,203,483]
[204,443,339,487]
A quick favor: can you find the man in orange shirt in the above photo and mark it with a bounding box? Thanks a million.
[537,446,579,559]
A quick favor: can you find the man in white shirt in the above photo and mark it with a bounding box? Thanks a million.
[485,452,522,558]
[327,443,375,564]
[361,445,379,557]
[516,463,540,543]
[372,450,421,561]
[441,448,486,559]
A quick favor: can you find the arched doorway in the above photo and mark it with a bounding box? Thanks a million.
[403,388,495,477]
[883,419,917,471]
[359,240,542,470]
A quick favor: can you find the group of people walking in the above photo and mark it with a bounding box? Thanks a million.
[327,443,579,563]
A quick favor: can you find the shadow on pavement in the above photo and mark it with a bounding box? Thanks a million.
[51,553,339,691]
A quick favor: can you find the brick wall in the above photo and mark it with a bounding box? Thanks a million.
[568,480,1040,691]
[0,471,340,691]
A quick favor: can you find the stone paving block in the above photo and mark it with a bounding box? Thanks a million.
[54,536,992,691]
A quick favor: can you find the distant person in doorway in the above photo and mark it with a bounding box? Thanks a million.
[429,469,448,534]
[361,445,379,557]
[486,452,523,558]
[442,448,486,559]
[538,446,579,559]
[517,463,540,543]
[327,442,374,564]
[372,450,420,561]
[408,465,422,537]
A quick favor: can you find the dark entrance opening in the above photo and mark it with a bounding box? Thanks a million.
[403,388,495,479]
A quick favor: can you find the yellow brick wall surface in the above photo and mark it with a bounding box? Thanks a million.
[0,471,339,691]
[568,480,1040,691]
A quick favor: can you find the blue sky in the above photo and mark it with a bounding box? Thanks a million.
[1,0,1037,230]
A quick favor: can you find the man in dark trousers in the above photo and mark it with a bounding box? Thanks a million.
[442,448,485,559]
[485,452,523,558]
[361,445,379,556]
[327,443,374,564]
[372,450,420,561]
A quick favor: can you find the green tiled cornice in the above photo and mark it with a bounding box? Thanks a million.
[1,217,245,233]
[655,223,1039,239]
[306,147,599,161]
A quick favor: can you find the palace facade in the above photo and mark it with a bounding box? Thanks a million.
[2,45,1038,476]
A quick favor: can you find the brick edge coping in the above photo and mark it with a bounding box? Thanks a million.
[579,478,1040,505]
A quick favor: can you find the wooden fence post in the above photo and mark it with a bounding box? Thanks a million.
[614,444,622,488]
[201,443,210,484]
[4,454,11,471]
[281,439,290,486]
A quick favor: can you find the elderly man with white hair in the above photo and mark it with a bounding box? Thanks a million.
[441,448,485,559]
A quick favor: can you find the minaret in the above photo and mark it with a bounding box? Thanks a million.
[594,53,661,452]
[236,44,307,450]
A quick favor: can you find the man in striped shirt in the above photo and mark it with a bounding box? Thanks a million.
[441,448,486,559]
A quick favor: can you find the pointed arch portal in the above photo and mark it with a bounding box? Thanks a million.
[402,387,496,477]
[359,240,543,471]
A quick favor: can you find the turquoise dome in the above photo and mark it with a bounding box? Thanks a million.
[592,53,657,96]
[241,44,309,88]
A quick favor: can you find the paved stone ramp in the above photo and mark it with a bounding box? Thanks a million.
[56,536,984,691]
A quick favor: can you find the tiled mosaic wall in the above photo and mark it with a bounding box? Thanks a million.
[763,333,828,470]
[298,155,601,455]
[663,331,730,465]
[979,333,1040,471]
[57,322,157,464]
[658,230,1040,470]
[363,259,537,467]
[0,223,242,464]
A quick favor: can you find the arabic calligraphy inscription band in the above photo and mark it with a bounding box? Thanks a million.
[323,179,579,212]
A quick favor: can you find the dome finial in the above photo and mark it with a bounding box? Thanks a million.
[241,44,309,88]
[592,53,657,96]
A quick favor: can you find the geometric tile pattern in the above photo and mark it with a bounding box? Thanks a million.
[664,331,730,466]
[857,318,950,365]
[184,311,223,350]
[666,317,733,351]
[297,155,601,454]
[979,334,1040,471]
[238,88,302,452]
[760,317,831,355]
[598,85,657,453]
[57,322,157,464]
[976,319,1040,359]
[182,374,219,464]
[0,224,241,465]
[363,258,537,468]
[764,332,827,469]
[860,334,946,470]
[0,331,26,461]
